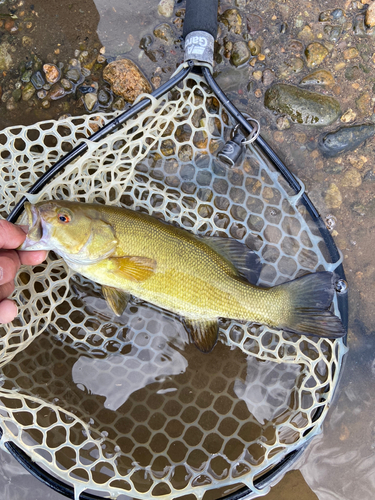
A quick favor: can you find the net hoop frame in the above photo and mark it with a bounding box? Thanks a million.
[0,64,348,500]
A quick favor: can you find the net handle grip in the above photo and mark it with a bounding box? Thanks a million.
[182,0,219,39]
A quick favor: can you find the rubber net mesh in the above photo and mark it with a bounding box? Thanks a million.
[0,73,346,500]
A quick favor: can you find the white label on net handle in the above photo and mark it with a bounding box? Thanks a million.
[184,31,214,66]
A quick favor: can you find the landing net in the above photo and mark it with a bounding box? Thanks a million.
[0,73,347,499]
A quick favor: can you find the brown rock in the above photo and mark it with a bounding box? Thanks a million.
[365,2,375,27]
[305,42,329,68]
[103,59,152,103]
[43,64,61,84]
[343,47,359,60]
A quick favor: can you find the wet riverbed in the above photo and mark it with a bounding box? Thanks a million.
[0,0,375,499]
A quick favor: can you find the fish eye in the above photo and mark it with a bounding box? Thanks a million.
[58,213,71,223]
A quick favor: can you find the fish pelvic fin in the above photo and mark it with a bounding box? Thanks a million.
[183,318,218,353]
[102,285,130,316]
[109,256,156,282]
[277,271,346,339]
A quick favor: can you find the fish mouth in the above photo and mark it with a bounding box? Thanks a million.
[19,202,44,249]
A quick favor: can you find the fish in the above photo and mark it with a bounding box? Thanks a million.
[19,200,346,352]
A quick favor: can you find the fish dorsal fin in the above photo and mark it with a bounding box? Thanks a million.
[184,318,218,353]
[102,285,130,316]
[109,256,156,282]
[199,236,262,285]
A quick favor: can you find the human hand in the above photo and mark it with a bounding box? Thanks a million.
[0,220,47,324]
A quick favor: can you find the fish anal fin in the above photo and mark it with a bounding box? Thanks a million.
[109,256,156,282]
[102,285,130,316]
[200,235,262,284]
[184,318,218,353]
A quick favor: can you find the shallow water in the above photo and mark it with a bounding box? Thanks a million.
[0,0,374,499]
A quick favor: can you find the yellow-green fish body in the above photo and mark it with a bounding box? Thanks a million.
[20,200,345,351]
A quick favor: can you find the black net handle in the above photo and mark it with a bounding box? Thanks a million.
[182,0,218,38]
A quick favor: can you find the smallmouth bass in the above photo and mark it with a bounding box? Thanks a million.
[20,200,346,352]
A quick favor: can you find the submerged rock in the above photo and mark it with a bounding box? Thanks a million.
[319,123,375,157]
[365,2,375,28]
[0,42,13,71]
[153,23,175,44]
[305,42,329,68]
[231,41,250,67]
[300,69,335,87]
[103,59,152,103]
[264,84,341,126]
[22,82,36,101]
[158,0,174,18]
[220,9,242,34]
[325,183,342,209]
[43,64,61,84]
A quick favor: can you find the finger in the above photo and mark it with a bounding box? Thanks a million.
[18,250,47,266]
[0,281,15,301]
[0,299,18,324]
[0,219,26,250]
[0,254,21,285]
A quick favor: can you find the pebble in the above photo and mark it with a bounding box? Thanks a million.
[356,92,371,115]
[112,97,125,111]
[276,116,290,130]
[21,36,33,49]
[158,0,174,18]
[30,71,45,89]
[279,57,304,77]
[12,88,21,102]
[84,92,98,111]
[253,70,262,81]
[341,109,357,123]
[319,123,375,157]
[344,47,359,60]
[345,65,361,81]
[305,42,329,68]
[247,14,263,35]
[37,90,48,99]
[300,69,335,86]
[325,183,342,209]
[231,41,250,67]
[49,84,65,100]
[262,69,275,86]
[264,84,341,126]
[341,168,362,187]
[22,82,36,101]
[298,25,314,43]
[0,42,13,71]
[103,59,152,103]
[65,68,81,82]
[248,40,261,56]
[43,63,61,84]
[60,78,72,91]
[98,89,111,105]
[220,9,242,34]
[21,69,33,83]
[41,99,50,109]
[153,23,175,44]
[365,2,375,27]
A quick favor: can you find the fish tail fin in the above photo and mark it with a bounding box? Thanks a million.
[276,271,346,339]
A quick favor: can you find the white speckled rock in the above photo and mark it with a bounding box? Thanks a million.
[158,0,174,18]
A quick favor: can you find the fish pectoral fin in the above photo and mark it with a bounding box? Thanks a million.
[102,285,130,316]
[109,256,156,282]
[184,318,218,353]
